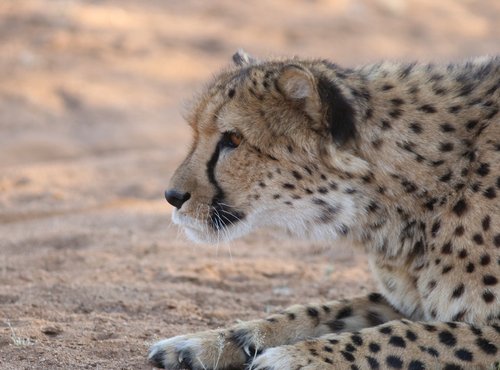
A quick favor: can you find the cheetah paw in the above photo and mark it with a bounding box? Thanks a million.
[148,329,249,369]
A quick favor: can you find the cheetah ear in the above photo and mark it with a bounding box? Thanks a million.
[232,49,259,66]
[277,65,323,123]
[277,65,316,100]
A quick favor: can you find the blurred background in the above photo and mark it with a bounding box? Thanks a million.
[0,0,499,368]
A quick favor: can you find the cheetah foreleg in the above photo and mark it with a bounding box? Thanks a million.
[148,293,403,369]
[252,319,500,370]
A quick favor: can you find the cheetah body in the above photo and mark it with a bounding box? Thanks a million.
[152,52,500,369]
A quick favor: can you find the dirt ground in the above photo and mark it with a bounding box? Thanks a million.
[0,1,499,369]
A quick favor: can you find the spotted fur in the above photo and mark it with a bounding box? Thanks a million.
[152,51,500,369]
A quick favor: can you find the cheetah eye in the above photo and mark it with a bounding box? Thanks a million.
[221,131,242,149]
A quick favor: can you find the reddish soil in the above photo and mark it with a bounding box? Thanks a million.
[0,1,499,368]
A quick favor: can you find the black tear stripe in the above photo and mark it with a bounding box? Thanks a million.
[317,76,357,146]
[206,139,246,230]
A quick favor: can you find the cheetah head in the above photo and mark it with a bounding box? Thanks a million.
[166,51,370,243]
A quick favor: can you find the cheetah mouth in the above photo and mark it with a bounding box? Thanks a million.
[209,202,246,231]
[172,204,248,243]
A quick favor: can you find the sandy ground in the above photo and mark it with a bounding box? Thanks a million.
[0,1,499,369]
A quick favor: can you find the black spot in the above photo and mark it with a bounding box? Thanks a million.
[442,265,453,274]
[381,120,392,130]
[439,171,453,182]
[475,337,497,355]
[431,159,445,167]
[472,234,484,245]
[336,306,353,320]
[369,342,380,353]
[318,187,328,194]
[466,262,475,273]
[455,348,473,362]
[345,343,356,352]
[494,234,500,247]
[408,122,422,134]
[454,225,465,236]
[452,199,468,216]
[443,365,463,370]
[408,360,425,370]
[480,254,491,265]
[317,76,356,145]
[483,275,498,286]
[431,220,441,237]
[439,331,457,346]
[368,292,383,303]
[439,142,454,152]
[385,355,403,369]
[382,84,394,91]
[482,216,491,231]
[476,163,490,177]
[419,104,437,113]
[366,356,379,369]
[388,336,406,348]
[323,345,333,353]
[441,242,453,254]
[379,326,392,335]
[367,201,379,213]
[483,187,496,199]
[341,351,355,362]
[309,348,318,356]
[389,109,402,119]
[391,98,405,106]
[425,346,439,357]
[458,249,468,259]
[405,330,417,342]
[401,180,417,193]
[351,334,363,346]
[307,307,319,318]
[449,105,462,113]
[465,119,478,131]
[440,123,456,132]
[482,291,495,303]
[291,170,302,180]
[451,283,465,298]
[282,183,295,190]
[228,89,235,98]
[322,305,331,313]
[287,312,296,320]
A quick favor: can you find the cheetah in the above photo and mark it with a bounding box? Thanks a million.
[149,51,500,369]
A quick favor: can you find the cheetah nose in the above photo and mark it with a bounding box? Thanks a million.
[165,189,191,209]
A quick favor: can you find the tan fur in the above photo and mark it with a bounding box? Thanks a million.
[151,52,500,369]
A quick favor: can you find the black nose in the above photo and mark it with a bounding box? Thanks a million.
[165,189,191,209]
